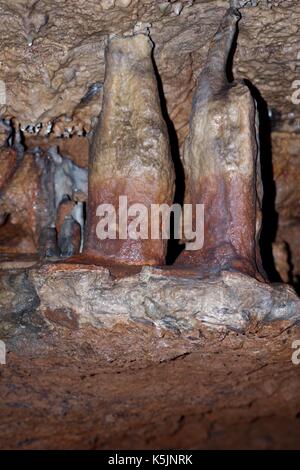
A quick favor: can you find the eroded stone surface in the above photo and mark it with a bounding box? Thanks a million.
[0,0,299,285]
[0,264,298,333]
[0,0,300,451]
[0,319,300,449]
[0,153,49,254]
[0,260,300,449]
[30,265,300,330]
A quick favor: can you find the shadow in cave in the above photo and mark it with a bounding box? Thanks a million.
[244,80,281,282]
[226,15,239,85]
[294,276,300,296]
[151,49,185,265]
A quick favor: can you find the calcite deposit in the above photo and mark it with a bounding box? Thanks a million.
[177,8,264,280]
[85,34,175,265]
[0,0,299,135]
[0,146,87,257]
[1,263,297,332]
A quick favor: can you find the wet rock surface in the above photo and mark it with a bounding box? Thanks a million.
[0,153,49,255]
[178,8,264,279]
[0,1,300,288]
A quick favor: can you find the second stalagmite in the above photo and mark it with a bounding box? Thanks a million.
[177,8,265,280]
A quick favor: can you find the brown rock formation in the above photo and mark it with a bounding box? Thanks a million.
[0,280,299,450]
[0,148,17,191]
[25,135,89,168]
[84,34,175,265]
[0,153,48,254]
[272,132,300,287]
[177,8,264,280]
[0,259,299,450]
[1,1,299,136]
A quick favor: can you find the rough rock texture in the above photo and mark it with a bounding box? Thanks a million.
[3,130,298,282]
[0,0,299,135]
[0,148,17,191]
[0,263,298,333]
[0,143,88,257]
[0,285,300,449]
[25,135,89,168]
[0,260,300,449]
[0,1,300,451]
[0,153,50,255]
[272,132,300,288]
[272,241,290,283]
[85,34,175,265]
[177,8,264,280]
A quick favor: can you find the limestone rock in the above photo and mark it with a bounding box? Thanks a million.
[177,9,264,280]
[0,1,299,134]
[0,313,300,450]
[0,0,300,452]
[0,148,17,190]
[85,34,175,265]
[25,135,89,168]
[23,264,300,331]
[0,154,50,254]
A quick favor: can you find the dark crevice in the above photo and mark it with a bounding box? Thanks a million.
[226,18,239,84]
[294,276,300,296]
[245,80,281,282]
[151,47,185,265]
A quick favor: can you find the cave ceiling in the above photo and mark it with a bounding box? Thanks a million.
[0,0,299,142]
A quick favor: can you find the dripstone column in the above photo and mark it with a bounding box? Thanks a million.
[84,34,175,265]
[177,8,265,280]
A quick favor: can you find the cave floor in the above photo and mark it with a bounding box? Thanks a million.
[1,321,300,450]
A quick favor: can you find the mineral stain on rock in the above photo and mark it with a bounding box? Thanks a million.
[85,33,175,265]
[177,8,265,280]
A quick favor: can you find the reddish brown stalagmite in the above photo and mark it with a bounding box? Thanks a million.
[84,34,175,265]
[177,8,265,281]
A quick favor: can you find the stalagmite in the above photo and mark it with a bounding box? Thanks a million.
[84,34,175,265]
[177,8,265,280]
